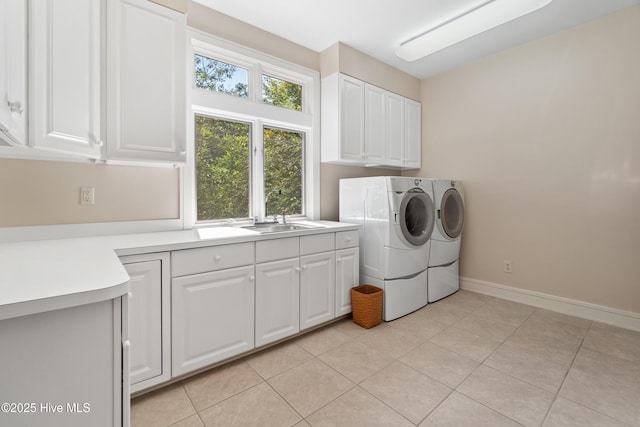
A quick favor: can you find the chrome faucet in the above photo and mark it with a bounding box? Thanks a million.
[264,189,282,223]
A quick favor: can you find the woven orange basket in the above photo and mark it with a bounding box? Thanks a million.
[351,284,383,329]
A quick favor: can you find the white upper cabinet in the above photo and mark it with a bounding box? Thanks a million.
[106,0,186,163]
[404,99,422,169]
[30,0,103,158]
[385,92,405,167]
[0,0,27,147]
[321,72,421,169]
[322,73,365,163]
[364,84,386,165]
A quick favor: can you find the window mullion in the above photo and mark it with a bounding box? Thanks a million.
[253,119,265,221]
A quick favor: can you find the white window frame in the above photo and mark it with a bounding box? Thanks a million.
[184,30,320,228]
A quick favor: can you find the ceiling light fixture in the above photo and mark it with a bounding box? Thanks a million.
[395,0,553,62]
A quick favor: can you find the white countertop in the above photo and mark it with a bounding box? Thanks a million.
[0,221,359,320]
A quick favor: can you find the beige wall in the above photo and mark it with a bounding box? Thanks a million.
[0,159,180,226]
[406,6,640,313]
[187,2,319,71]
[320,42,421,101]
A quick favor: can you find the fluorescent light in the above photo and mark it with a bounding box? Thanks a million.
[395,0,553,61]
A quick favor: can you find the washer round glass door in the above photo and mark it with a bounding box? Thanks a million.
[399,189,435,246]
[441,188,464,239]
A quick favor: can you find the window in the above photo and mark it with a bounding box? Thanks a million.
[187,34,319,226]
[194,54,248,98]
[262,75,302,111]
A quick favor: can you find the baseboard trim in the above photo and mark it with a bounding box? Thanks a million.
[460,277,640,332]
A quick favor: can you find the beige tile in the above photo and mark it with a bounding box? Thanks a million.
[330,317,369,338]
[420,392,521,427]
[583,322,640,364]
[400,341,479,388]
[183,361,263,411]
[416,301,470,325]
[356,323,425,359]
[292,421,311,427]
[543,397,629,427]
[503,326,581,366]
[198,382,301,427]
[429,326,501,362]
[294,326,352,356]
[484,344,568,392]
[441,290,494,311]
[388,311,449,340]
[170,415,204,427]
[247,341,313,379]
[518,315,589,342]
[458,365,555,427]
[360,362,452,424]
[452,311,519,342]
[318,340,394,383]
[559,347,640,425]
[470,299,534,327]
[131,383,196,427]
[268,358,354,417]
[306,386,413,427]
[529,308,592,329]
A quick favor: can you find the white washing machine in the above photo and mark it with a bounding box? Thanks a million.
[339,176,435,320]
[427,179,465,302]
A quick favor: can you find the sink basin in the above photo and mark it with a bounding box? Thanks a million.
[242,223,313,233]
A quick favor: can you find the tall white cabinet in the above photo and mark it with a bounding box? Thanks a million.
[29,0,103,158]
[0,0,27,147]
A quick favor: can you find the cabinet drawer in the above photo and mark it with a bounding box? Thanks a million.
[256,237,299,264]
[171,242,254,277]
[300,233,335,256]
[336,230,359,249]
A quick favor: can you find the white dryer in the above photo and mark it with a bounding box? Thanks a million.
[339,176,435,320]
[427,179,465,302]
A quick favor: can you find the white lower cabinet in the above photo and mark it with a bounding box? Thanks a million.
[335,247,359,316]
[255,258,300,347]
[300,251,336,330]
[171,265,255,377]
[120,253,170,393]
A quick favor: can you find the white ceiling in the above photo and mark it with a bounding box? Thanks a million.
[193,0,640,79]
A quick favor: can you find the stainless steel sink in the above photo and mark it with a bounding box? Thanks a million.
[242,223,313,233]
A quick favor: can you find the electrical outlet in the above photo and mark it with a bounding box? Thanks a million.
[80,187,95,206]
[504,260,513,274]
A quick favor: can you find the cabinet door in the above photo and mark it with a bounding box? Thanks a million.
[339,74,365,162]
[255,258,300,347]
[30,0,103,158]
[121,252,171,393]
[107,0,186,163]
[404,99,422,169]
[172,265,254,376]
[386,92,405,167]
[0,0,27,147]
[364,84,386,164]
[335,247,359,316]
[300,251,335,330]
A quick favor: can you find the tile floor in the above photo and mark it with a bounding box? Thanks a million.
[131,290,640,426]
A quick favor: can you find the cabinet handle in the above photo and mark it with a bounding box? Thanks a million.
[213,255,221,261]
[249,275,255,281]
[7,100,22,114]
[302,265,307,270]
[337,258,342,263]
[346,237,352,241]
[295,267,301,272]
